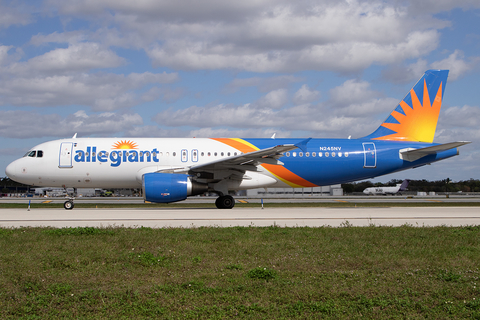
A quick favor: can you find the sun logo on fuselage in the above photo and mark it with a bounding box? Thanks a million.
[112,140,138,150]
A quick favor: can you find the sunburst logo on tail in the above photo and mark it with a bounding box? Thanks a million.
[363,70,448,143]
[373,80,443,143]
[112,140,138,149]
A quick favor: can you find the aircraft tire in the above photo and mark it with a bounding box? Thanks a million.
[215,195,235,209]
[64,200,74,210]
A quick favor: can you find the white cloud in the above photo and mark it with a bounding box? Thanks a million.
[32,43,124,73]
[30,31,88,46]
[45,0,449,73]
[226,75,300,93]
[443,105,480,127]
[430,50,479,81]
[329,80,377,107]
[0,3,31,28]
[146,29,440,73]
[188,127,288,139]
[293,84,320,105]
[0,45,13,65]
[152,73,425,139]
[0,64,179,109]
[7,43,125,75]
[381,59,429,84]
[383,51,480,84]
[0,110,143,138]
[405,0,480,15]
[256,89,288,109]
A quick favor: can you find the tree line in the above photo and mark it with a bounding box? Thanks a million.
[342,178,480,194]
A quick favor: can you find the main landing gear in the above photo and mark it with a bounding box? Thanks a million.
[215,195,235,209]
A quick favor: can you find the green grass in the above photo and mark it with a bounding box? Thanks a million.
[1,225,480,318]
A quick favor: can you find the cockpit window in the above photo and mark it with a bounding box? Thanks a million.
[23,150,43,158]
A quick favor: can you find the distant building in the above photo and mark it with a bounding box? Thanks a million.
[247,185,343,197]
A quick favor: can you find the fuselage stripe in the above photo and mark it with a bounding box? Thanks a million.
[211,138,317,188]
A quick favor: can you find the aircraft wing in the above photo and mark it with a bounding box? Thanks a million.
[400,141,471,162]
[159,144,299,177]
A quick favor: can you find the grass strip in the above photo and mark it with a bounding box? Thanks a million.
[0,225,479,318]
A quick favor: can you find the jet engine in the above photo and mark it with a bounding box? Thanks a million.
[142,172,208,203]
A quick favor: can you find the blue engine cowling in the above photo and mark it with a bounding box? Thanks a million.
[143,173,208,203]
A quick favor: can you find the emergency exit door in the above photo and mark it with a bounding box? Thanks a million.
[59,142,73,168]
[362,142,376,168]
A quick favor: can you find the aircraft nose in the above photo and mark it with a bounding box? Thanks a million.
[5,161,16,179]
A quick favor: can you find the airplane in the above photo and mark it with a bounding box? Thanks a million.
[5,70,470,210]
[363,179,409,195]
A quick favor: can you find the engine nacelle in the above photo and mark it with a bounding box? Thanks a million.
[142,173,208,203]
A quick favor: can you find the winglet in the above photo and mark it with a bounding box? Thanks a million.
[295,138,312,152]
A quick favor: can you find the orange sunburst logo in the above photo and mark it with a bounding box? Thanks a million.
[112,140,138,149]
[374,80,443,143]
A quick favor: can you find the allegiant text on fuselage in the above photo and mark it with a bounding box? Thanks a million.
[74,147,160,167]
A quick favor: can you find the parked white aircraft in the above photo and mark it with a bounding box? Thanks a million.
[363,179,409,195]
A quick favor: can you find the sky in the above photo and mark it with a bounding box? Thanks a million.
[1,0,479,183]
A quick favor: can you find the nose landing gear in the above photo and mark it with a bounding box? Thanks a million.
[63,187,76,210]
[64,200,74,210]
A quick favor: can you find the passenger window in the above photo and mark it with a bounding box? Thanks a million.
[299,152,303,157]
[312,152,316,157]
[345,152,349,157]
[325,152,329,157]
[319,152,323,157]
[286,152,290,157]
[305,152,309,157]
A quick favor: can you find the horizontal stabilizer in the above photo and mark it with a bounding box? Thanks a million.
[400,141,470,162]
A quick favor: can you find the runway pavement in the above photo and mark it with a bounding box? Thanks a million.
[1,206,479,228]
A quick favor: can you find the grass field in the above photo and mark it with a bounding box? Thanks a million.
[1,225,479,319]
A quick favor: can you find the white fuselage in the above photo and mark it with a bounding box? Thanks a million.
[5,138,285,190]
